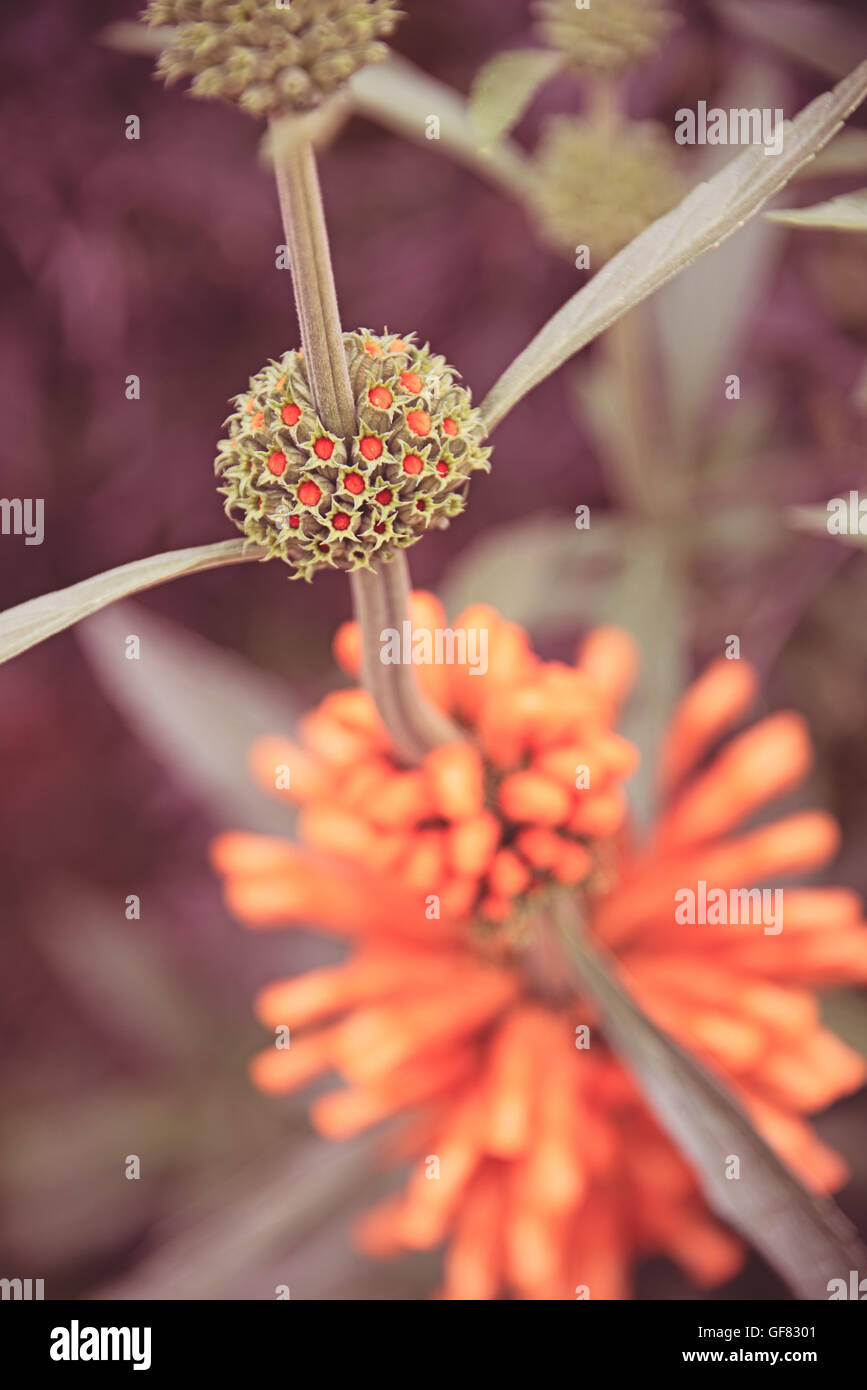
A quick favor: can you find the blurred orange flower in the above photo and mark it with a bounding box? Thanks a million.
[211,594,867,1299]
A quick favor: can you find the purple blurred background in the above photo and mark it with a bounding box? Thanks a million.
[1,0,867,1299]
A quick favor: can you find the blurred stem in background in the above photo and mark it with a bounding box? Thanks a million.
[269,117,462,764]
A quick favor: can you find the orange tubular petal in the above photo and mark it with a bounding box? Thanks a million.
[425,743,485,820]
[750,1028,867,1112]
[333,618,362,675]
[655,712,813,851]
[567,789,628,838]
[440,1164,506,1300]
[353,1193,408,1258]
[298,804,378,861]
[365,769,435,829]
[248,736,320,801]
[482,1006,548,1159]
[576,626,640,714]
[329,969,520,1083]
[498,771,571,827]
[311,1048,478,1139]
[210,832,300,877]
[249,1027,338,1095]
[658,656,758,797]
[447,810,501,878]
[594,812,841,948]
[488,849,531,899]
[400,1088,487,1249]
[646,1202,744,1287]
[521,1022,586,1212]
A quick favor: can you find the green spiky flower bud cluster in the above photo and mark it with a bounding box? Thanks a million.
[533,0,676,75]
[142,0,402,117]
[534,117,684,261]
[216,331,491,580]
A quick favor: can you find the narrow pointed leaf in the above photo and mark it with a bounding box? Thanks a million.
[469,48,562,147]
[78,602,298,834]
[0,539,264,666]
[480,60,867,434]
[349,54,534,200]
[558,906,867,1300]
[768,189,867,230]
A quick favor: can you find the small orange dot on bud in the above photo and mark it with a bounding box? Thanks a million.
[244,398,255,414]
[400,371,422,394]
[403,454,423,475]
[407,410,431,437]
[368,386,393,409]
[364,340,385,357]
[332,512,351,531]
[443,417,458,436]
[436,461,448,476]
[345,473,365,495]
[281,403,301,426]
[360,436,383,461]
[389,338,409,352]
[314,438,334,460]
[376,488,392,504]
[275,375,286,390]
[267,451,287,476]
[298,481,322,506]
[251,412,264,429]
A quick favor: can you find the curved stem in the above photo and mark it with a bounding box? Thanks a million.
[351,553,464,766]
[270,118,463,763]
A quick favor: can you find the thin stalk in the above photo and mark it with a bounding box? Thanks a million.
[553,892,867,1301]
[270,116,462,763]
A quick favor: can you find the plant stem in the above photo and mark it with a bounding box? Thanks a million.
[552,892,867,1301]
[270,116,463,763]
[350,557,464,765]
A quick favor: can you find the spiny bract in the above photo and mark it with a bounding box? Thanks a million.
[216,330,491,580]
[143,0,402,117]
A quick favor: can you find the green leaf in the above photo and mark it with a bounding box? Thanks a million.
[558,904,867,1301]
[469,48,562,147]
[797,129,867,180]
[602,524,688,829]
[480,59,867,434]
[768,189,867,230]
[78,602,299,834]
[440,514,622,639]
[349,54,534,201]
[717,0,867,81]
[0,539,264,666]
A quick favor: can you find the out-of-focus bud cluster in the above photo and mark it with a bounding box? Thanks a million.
[533,116,685,260]
[215,331,491,580]
[533,0,677,75]
[142,0,402,117]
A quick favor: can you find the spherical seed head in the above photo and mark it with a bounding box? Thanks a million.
[534,117,685,262]
[142,0,403,117]
[533,0,677,75]
[216,331,492,580]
